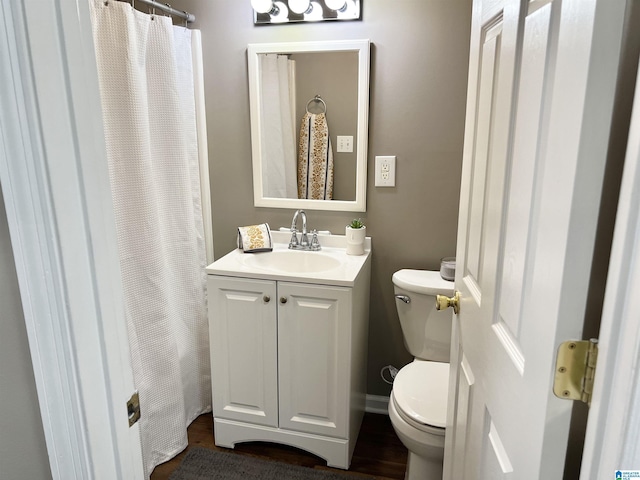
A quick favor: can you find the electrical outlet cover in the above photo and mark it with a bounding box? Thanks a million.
[375,156,396,187]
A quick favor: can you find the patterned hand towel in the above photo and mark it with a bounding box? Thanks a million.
[237,223,273,253]
[298,112,334,200]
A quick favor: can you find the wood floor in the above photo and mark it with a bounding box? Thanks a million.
[150,412,408,480]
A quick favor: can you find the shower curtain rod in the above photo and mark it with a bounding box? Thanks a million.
[123,0,195,23]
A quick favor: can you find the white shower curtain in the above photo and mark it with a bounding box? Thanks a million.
[90,2,211,477]
[259,53,298,198]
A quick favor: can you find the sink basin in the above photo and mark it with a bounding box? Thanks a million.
[241,250,341,274]
[207,231,370,286]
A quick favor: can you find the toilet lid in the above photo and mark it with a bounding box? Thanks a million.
[392,269,454,296]
[393,361,449,429]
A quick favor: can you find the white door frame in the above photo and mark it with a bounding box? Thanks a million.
[0,1,142,479]
[580,52,640,478]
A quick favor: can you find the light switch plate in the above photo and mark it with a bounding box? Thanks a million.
[375,156,396,187]
[336,136,353,153]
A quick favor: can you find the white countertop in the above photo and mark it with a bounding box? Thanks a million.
[206,231,371,287]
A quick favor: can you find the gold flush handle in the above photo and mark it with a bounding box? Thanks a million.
[436,291,461,314]
[127,391,141,427]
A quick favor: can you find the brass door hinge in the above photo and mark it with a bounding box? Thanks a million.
[553,339,598,406]
[127,391,141,427]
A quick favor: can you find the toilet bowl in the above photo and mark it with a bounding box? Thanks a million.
[390,269,454,480]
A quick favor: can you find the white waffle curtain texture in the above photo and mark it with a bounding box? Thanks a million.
[259,53,298,198]
[90,1,211,477]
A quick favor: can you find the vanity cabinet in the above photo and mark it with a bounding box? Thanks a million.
[208,270,370,469]
[209,276,278,428]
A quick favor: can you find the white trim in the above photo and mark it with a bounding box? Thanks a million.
[1,3,87,477]
[580,51,640,478]
[248,39,370,212]
[365,394,390,415]
[0,1,142,478]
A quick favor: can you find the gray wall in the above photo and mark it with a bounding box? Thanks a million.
[176,0,472,395]
[0,190,52,480]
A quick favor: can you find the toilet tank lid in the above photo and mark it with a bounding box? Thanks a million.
[392,269,454,296]
[393,360,449,429]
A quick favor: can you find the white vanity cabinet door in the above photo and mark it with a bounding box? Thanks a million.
[277,282,351,438]
[208,276,278,427]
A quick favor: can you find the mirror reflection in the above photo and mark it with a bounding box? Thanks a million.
[259,51,358,201]
[248,40,370,211]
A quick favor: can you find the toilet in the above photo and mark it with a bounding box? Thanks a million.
[389,269,454,480]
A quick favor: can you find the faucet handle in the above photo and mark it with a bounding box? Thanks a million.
[310,229,321,251]
[289,227,299,248]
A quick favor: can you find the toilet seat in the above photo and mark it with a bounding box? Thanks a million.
[393,361,449,433]
[392,393,445,437]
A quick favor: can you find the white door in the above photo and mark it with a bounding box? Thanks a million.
[0,1,145,478]
[209,276,278,427]
[277,282,351,438]
[444,0,628,478]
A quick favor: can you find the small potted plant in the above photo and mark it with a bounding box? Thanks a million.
[346,218,366,255]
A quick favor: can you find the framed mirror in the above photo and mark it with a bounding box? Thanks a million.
[248,39,370,211]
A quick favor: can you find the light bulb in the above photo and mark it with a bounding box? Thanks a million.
[325,0,347,11]
[270,1,289,22]
[251,0,275,14]
[336,0,357,18]
[305,2,323,20]
[289,0,311,14]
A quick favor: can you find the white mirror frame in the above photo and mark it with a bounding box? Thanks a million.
[248,39,370,212]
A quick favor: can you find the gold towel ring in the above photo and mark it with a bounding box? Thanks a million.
[306,95,327,114]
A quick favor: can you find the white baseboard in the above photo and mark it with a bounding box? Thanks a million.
[365,394,390,415]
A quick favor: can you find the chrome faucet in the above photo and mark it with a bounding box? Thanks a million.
[290,209,308,248]
[289,210,321,250]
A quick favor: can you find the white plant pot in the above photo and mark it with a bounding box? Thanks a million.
[346,226,366,255]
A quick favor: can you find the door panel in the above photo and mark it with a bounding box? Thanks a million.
[480,415,513,478]
[209,276,278,427]
[450,354,475,480]
[277,282,351,438]
[497,1,552,351]
[444,0,626,478]
[464,18,502,298]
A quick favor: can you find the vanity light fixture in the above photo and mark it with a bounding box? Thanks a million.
[334,0,358,18]
[252,0,361,25]
[324,0,348,11]
[288,0,312,14]
[289,0,323,20]
[304,2,324,20]
[270,2,290,22]
[251,0,278,14]
[251,0,290,22]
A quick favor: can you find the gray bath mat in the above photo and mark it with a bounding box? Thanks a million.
[168,447,375,480]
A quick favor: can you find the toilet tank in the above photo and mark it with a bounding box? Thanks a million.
[393,269,454,362]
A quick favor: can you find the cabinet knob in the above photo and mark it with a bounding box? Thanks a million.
[263,295,270,303]
[280,297,288,304]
